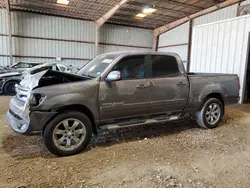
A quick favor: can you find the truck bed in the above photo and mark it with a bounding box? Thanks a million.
[184,72,239,112]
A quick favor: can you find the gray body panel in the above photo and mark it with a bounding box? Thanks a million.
[6,52,240,135]
[99,79,152,122]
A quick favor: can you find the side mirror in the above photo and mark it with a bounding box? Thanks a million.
[106,71,121,82]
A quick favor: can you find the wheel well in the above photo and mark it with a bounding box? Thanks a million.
[53,104,98,135]
[203,93,225,113]
[3,79,20,86]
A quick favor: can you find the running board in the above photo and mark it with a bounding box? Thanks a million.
[99,115,180,130]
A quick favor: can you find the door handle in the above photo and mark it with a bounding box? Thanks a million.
[177,82,186,86]
[136,84,149,89]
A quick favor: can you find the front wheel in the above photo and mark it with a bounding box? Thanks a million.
[195,98,224,129]
[43,111,93,156]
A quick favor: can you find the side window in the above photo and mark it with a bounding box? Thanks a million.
[113,56,147,80]
[12,62,21,68]
[151,55,179,77]
[13,62,31,68]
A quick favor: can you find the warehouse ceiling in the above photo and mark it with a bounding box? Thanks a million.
[0,0,229,29]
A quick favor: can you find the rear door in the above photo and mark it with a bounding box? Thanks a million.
[149,55,189,114]
[99,55,151,122]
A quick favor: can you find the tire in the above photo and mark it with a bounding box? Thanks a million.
[195,98,224,129]
[3,81,18,95]
[43,111,93,156]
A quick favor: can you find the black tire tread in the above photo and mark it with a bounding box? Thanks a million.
[3,80,18,95]
[195,98,223,129]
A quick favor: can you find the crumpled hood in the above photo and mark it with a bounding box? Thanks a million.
[19,69,89,91]
[0,72,21,78]
[19,70,48,90]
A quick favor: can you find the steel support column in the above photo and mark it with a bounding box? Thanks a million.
[6,0,13,65]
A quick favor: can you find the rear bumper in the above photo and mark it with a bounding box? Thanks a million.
[225,96,240,105]
[6,97,57,135]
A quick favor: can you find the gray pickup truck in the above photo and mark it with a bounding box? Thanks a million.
[6,52,240,156]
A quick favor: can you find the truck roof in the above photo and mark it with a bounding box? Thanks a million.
[103,51,179,57]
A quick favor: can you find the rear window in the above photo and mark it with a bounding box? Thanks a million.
[151,55,179,77]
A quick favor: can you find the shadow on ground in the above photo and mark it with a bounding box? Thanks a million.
[1,118,199,159]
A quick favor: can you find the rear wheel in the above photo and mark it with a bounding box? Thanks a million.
[3,81,18,95]
[195,98,223,129]
[43,111,93,156]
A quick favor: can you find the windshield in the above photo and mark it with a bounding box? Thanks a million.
[78,53,120,78]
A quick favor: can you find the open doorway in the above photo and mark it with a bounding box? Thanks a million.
[244,33,250,102]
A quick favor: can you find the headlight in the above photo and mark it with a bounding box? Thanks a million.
[29,93,46,106]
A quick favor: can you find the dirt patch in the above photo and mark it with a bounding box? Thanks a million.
[0,96,250,188]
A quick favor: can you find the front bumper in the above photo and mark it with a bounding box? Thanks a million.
[6,97,57,135]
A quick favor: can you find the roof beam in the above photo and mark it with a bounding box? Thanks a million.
[154,0,243,36]
[109,18,157,29]
[96,0,129,27]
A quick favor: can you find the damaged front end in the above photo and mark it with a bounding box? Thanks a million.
[6,70,89,135]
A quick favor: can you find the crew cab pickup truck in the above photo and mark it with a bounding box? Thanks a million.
[6,52,240,156]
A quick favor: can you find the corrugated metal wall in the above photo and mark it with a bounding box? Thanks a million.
[157,22,189,70]
[241,0,250,6]
[157,4,240,71]
[100,24,153,51]
[0,9,9,66]
[0,9,8,34]
[0,10,153,67]
[193,4,238,26]
[190,15,250,103]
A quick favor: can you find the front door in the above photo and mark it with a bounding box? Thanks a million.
[99,55,151,122]
[149,55,189,114]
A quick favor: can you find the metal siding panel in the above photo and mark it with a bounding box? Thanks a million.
[193,4,238,26]
[0,9,8,34]
[100,45,152,54]
[158,22,189,46]
[210,24,219,73]
[205,25,213,72]
[0,36,8,55]
[0,56,9,66]
[215,22,225,73]
[227,19,238,73]
[221,21,231,73]
[241,0,250,5]
[158,45,188,62]
[100,24,153,48]
[12,57,88,68]
[12,12,95,42]
[190,15,250,103]
[13,38,95,59]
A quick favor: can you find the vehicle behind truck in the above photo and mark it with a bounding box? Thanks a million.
[6,52,240,156]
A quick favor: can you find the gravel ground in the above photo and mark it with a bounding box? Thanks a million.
[0,96,250,188]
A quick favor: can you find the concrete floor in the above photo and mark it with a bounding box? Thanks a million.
[0,96,250,188]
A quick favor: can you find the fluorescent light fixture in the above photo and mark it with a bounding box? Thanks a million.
[57,0,69,5]
[143,8,157,14]
[135,13,147,18]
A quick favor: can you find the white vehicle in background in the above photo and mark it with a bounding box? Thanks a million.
[0,63,71,95]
